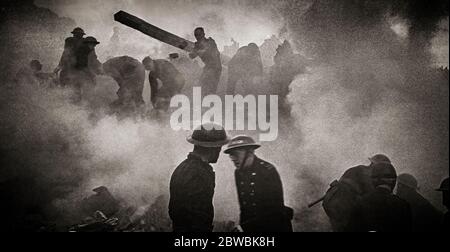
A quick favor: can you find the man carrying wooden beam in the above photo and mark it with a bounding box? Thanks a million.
[189,27,222,96]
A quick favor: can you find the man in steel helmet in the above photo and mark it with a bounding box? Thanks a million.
[55,27,86,86]
[70,36,103,103]
[224,135,293,232]
[321,154,392,232]
[354,163,412,232]
[169,123,230,232]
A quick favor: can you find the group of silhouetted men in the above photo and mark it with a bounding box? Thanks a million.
[15,25,306,119]
[321,154,448,232]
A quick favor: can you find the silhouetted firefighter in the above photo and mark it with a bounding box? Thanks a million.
[169,123,230,232]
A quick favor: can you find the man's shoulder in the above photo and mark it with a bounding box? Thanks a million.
[255,158,278,174]
[175,155,211,173]
[391,194,411,208]
[206,37,218,47]
[65,37,83,44]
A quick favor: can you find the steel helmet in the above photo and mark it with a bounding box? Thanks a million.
[369,154,391,164]
[187,123,230,148]
[224,135,261,154]
[71,27,86,35]
[371,163,397,189]
[83,36,100,45]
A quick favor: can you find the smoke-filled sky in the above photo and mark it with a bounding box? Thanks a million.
[35,0,284,61]
[1,0,449,231]
[34,0,449,66]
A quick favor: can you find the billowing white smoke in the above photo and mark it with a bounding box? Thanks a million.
[287,55,449,216]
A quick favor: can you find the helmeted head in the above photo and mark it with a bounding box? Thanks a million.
[187,123,230,164]
[369,154,391,165]
[142,56,155,71]
[247,43,260,56]
[29,60,43,72]
[71,27,86,38]
[83,36,100,50]
[371,163,397,191]
[397,173,419,192]
[248,43,259,50]
[194,27,206,41]
[436,178,449,208]
[224,135,261,169]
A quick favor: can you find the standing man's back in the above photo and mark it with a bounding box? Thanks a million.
[359,187,412,232]
[169,123,230,232]
[169,153,216,232]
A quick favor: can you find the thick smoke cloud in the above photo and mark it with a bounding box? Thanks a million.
[282,0,449,219]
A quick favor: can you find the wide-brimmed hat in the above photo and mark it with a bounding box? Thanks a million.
[83,36,100,45]
[187,123,230,148]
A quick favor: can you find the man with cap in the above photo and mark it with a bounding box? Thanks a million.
[55,27,86,86]
[322,154,392,232]
[224,135,293,232]
[169,123,230,232]
[142,56,185,111]
[395,173,442,232]
[436,178,449,231]
[189,27,222,95]
[354,163,412,232]
[70,36,103,103]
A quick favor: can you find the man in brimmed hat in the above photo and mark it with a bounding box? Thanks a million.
[55,27,86,86]
[69,36,103,103]
[169,123,230,232]
[224,135,293,232]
